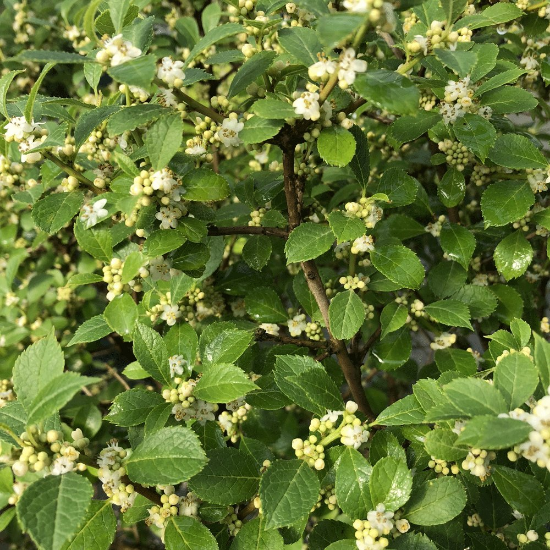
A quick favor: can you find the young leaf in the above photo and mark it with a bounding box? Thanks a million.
[104,294,138,338]
[285,223,335,263]
[32,191,84,235]
[181,169,230,201]
[380,302,408,340]
[494,231,533,280]
[145,114,184,171]
[317,126,356,167]
[494,353,538,409]
[193,364,258,402]
[329,290,366,340]
[369,457,412,511]
[335,447,373,519]
[133,323,171,385]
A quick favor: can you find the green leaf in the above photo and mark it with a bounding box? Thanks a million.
[27,372,99,425]
[285,223,334,263]
[452,114,496,162]
[121,251,145,284]
[435,50,477,78]
[494,353,538,408]
[317,126,356,167]
[370,457,412,511]
[230,516,284,550]
[348,125,370,188]
[441,0,467,23]
[239,116,283,144]
[68,315,111,346]
[242,235,272,271]
[32,191,84,234]
[0,403,27,446]
[428,261,467,298]
[443,378,507,416]
[200,326,252,367]
[316,13,364,48]
[492,466,544,516]
[190,447,260,505]
[252,98,296,119]
[109,0,131,33]
[183,23,246,68]
[126,426,207,485]
[374,394,425,426]
[107,104,166,135]
[327,211,365,244]
[440,223,476,270]
[390,534,438,550]
[133,323,171,385]
[387,112,441,149]
[278,27,322,66]
[145,114,184,171]
[106,387,165,426]
[488,134,547,170]
[0,70,25,118]
[13,333,64,411]
[494,231,533,280]
[17,473,93,550]
[143,230,186,257]
[14,50,93,63]
[424,299,472,330]
[534,333,550,390]
[245,287,287,323]
[62,500,116,550]
[424,428,468,461]
[181,168,230,201]
[329,290,366,339]
[107,55,156,88]
[74,220,113,262]
[373,168,418,208]
[481,181,534,228]
[354,70,419,115]
[371,328,411,371]
[274,355,342,416]
[455,416,531,450]
[434,348,477,376]
[259,459,320,529]
[228,51,276,98]
[0,508,16,532]
[469,43,498,82]
[481,87,538,114]
[335,447,373,518]
[165,516,218,550]
[194,364,258,402]
[474,69,527,97]
[457,3,523,28]
[25,62,56,122]
[380,302,408,340]
[437,168,465,207]
[103,294,138,338]
[371,245,424,289]
[404,477,466,526]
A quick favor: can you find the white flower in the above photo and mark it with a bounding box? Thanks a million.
[351,235,374,254]
[308,58,337,81]
[51,456,75,476]
[155,205,182,229]
[287,313,307,337]
[321,410,343,423]
[254,149,269,164]
[430,332,456,350]
[4,116,40,142]
[81,198,108,228]
[179,491,200,517]
[169,354,187,378]
[158,88,178,107]
[395,518,410,533]
[216,118,244,147]
[218,411,234,432]
[412,35,429,56]
[157,57,185,86]
[103,34,141,66]
[341,424,369,449]
[18,136,42,163]
[185,144,207,157]
[151,168,177,193]
[367,503,394,534]
[521,56,539,71]
[161,304,181,326]
[343,0,369,13]
[259,323,279,336]
[293,91,321,121]
[338,49,367,88]
[148,256,172,281]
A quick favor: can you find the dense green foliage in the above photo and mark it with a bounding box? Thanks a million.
[0,0,550,548]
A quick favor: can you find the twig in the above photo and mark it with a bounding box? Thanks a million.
[121,476,162,506]
[106,364,130,391]
[42,151,100,195]
[255,328,328,350]
[207,225,288,239]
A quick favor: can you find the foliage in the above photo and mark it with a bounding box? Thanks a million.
[0,0,549,548]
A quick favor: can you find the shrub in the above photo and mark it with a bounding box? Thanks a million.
[0,0,549,548]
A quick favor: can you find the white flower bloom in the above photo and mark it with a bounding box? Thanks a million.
[155,205,182,229]
[351,235,374,254]
[179,491,200,517]
[430,332,456,350]
[367,503,394,534]
[259,323,280,336]
[169,354,187,378]
[151,168,177,193]
[103,34,141,66]
[81,198,108,228]
[341,424,369,449]
[161,304,181,326]
[308,58,337,81]
[521,56,539,71]
[158,88,178,107]
[338,49,367,87]
[395,518,410,533]
[216,118,244,147]
[18,136,42,163]
[287,313,307,337]
[185,144,207,157]
[343,0,369,13]
[148,256,172,281]
[51,456,75,476]
[293,91,321,121]
[157,57,186,86]
[4,116,41,142]
[254,149,269,164]
[321,410,343,423]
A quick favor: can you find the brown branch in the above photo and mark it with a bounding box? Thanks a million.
[280,143,374,421]
[254,328,328,350]
[380,32,404,60]
[121,476,162,506]
[106,364,130,391]
[207,225,288,238]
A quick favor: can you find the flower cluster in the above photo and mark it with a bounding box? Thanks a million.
[162,377,219,423]
[218,398,252,442]
[461,448,496,481]
[439,76,492,124]
[95,34,142,66]
[3,116,47,164]
[354,504,410,550]
[345,198,384,229]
